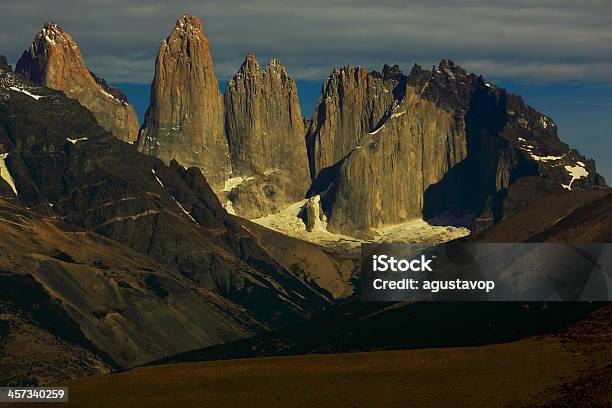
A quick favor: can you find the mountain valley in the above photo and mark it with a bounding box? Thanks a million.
[0,13,609,392]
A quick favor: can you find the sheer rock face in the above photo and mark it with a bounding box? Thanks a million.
[306,65,401,180]
[136,15,230,190]
[317,77,468,236]
[308,60,605,236]
[15,22,139,143]
[222,54,310,218]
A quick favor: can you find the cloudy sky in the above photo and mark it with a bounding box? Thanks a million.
[1,0,611,178]
[3,0,611,83]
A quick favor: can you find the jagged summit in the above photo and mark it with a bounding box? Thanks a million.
[176,13,203,30]
[230,53,289,82]
[38,22,69,43]
[39,22,67,40]
[244,52,259,65]
[165,14,205,51]
[15,22,139,142]
[16,22,81,84]
[380,64,404,81]
[233,52,264,78]
[267,58,285,70]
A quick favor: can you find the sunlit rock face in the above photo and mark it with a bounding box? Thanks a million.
[136,15,230,190]
[16,22,139,143]
[223,53,310,218]
[307,61,605,236]
[306,64,401,180]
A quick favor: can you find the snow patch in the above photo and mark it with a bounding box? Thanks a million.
[222,176,254,192]
[562,165,589,190]
[0,153,18,196]
[151,169,196,222]
[151,169,165,187]
[253,199,470,251]
[530,153,563,162]
[9,86,44,100]
[577,161,585,167]
[369,124,385,135]
[98,86,126,105]
[172,197,196,222]
[67,137,88,144]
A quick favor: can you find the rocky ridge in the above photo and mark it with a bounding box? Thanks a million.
[0,196,260,383]
[0,61,333,382]
[306,60,605,236]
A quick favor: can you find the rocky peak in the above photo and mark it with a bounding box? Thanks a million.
[136,14,231,191]
[176,14,203,33]
[17,22,83,86]
[15,22,139,143]
[230,54,291,86]
[165,14,205,55]
[242,52,263,72]
[407,60,475,112]
[381,64,404,81]
[223,53,310,218]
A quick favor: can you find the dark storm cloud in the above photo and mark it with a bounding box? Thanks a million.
[1,0,611,84]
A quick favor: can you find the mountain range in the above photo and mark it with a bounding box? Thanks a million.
[0,14,609,388]
[12,16,605,235]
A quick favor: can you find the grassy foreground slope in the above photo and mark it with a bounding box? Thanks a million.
[13,305,610,408]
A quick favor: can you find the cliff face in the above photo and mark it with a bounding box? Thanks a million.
[15,22,139,143]
[222,53,310,218]
[308,60,605,236]
[136,15,230,190]
[306,65,402,180]
[314,65,468,235]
